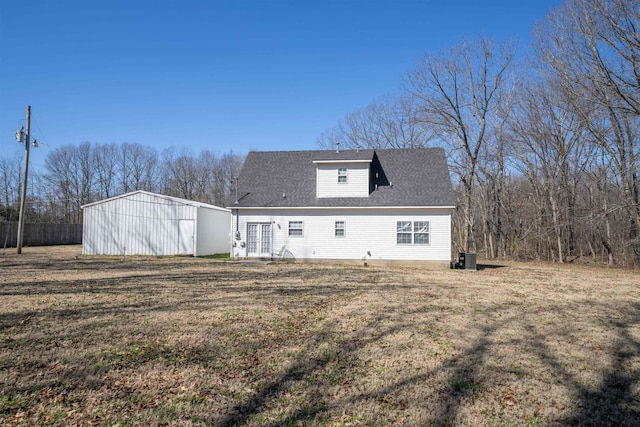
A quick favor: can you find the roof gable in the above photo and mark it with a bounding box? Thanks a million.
[229,148,454,208]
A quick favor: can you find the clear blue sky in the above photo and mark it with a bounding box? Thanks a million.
[1,0,561,168]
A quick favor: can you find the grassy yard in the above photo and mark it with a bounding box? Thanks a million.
[1,246,639,426]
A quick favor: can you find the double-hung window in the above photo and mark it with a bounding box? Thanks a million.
[335,221,345,237]
[397,221,412,244]
[397,220,430,245]
[338,168,348,183]
[288,221,303,237]
[413,221,429,244]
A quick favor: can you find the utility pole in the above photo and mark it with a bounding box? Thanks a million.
[16,105,32,254]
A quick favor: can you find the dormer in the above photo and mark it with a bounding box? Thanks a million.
[313,156,372,198]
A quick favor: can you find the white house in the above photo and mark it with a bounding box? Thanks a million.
[82,190,230,256]
[228,148,455,266]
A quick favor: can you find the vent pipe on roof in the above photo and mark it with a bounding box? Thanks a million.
[335,141,340,153]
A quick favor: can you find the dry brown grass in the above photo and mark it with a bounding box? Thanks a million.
[1,246,639,426]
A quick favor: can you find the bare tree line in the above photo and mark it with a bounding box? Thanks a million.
[2,0,637,265]
[318,0,640,265]
[0,142,243,225]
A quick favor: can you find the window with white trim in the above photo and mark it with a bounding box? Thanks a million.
[288,221,303,237]
[397,221,412,244]
[413,221,430,244]
[397,220,430,245]
[338,167,348,183]
[335,221,345,237]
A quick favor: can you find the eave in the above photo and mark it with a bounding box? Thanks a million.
[227,205,456,210]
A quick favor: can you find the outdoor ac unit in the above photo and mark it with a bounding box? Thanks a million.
[459,252,477,271]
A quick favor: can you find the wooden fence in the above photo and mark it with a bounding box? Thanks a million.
[0,222,82,248]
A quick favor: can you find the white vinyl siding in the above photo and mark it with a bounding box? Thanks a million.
[197,206,232,255]
[316,163,369,198]
[231,208,451,261]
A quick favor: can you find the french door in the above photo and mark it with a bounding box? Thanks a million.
[247,223,271,257]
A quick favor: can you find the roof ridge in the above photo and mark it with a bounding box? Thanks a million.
[247,147,444,153]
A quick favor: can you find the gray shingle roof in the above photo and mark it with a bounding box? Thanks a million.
[228,148,455,208]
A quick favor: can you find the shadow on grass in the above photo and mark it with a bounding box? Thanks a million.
[477,263,508,270]
[562,335,640,426]
[218,301,640,426]
[544,303,640,426]
[1,256,639,425]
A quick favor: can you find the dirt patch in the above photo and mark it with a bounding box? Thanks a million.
[1,246,639,426]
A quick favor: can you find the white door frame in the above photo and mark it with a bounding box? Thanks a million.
[247,222,272,257]
[178,219,195,255]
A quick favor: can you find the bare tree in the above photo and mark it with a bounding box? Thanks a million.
[509,79,592,262]
[43,145,78,222]
[406,36,516,251]
[475,72,518,259]
[202,150,219,204]
[534,0,640,264]
[119,142,159,193]
[214,151,244,206]
[161,148,218,203]
[583,154,616,265]
[536,0,640,116]
[160,148,243,206]
[3,139,241,225]
[93,143,119,199]
[317,94,434,150]
[75,142,94,214]
[0,155,22,221]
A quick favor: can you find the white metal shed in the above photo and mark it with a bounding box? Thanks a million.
[82,191,230,256]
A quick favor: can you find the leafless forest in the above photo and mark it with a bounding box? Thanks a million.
[1,0,639,265]
[0,144,243,224]
[318,0,640,266]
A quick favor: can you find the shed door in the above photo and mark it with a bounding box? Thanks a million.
[178,220,195,255]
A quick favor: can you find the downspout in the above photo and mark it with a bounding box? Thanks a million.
[233,208,240,259]
[236,209,240,239]
[229,210,234,258]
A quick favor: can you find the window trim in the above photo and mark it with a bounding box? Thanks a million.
[396,220,430,245]
[335,221,346,238]
[288,220,304,237]
[396,221,412,245]
[413,221,430,245]
[338,167,348,183]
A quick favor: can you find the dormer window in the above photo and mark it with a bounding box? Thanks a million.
[313,157,371,198]
[338,168,348,183]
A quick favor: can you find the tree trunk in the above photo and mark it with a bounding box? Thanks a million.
[549,188,564,263]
